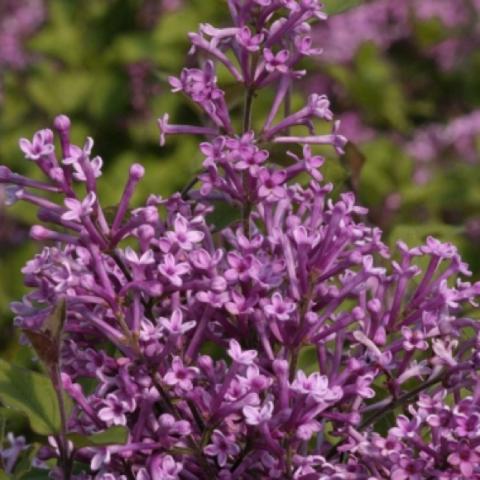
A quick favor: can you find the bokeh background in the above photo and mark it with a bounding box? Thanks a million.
[1,0,479,447]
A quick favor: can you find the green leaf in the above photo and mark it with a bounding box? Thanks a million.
[298,346,318,374]
[0,470,11,480]
[19,468,50,480]
[207,201,242,232]
[0,360,68,435]
[68,426,129,448]
[323,0,363,15]
[389,223,462,250]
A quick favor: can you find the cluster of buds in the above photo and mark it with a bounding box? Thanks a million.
[1,1,480,479]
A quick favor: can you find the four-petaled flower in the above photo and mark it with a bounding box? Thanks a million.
[163,356,199,391]
[236,26,264,52]
[160,309,196,336]
[401,327,428,351]
[61,192,96,222]
[447,442,480,477]
[150,454,183,480]
[257,168,287,201]
[98,393,134,426]
[158,254,190,287]
[264,292,296,321]
[124,247,155,265]
[264,49,290,73]
[243,401,274,425]
[19,129,54,160]
[227,339,258,365]
[204,430,240,467]
[166,214,204,251]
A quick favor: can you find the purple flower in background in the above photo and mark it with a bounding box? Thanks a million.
[0,433,28,474]
[0,0,45,70]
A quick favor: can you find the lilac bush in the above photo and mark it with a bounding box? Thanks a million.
[407,110,480,184]
[0,0,45,70]
[314,0,480,69]
[0,0,45,102]
[1,1,480,479]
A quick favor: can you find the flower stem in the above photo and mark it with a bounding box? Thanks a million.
[52,365,72,480]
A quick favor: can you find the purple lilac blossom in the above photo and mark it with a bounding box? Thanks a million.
[0,0,45,103]
[407,110,480,184]
[127,61,162,119]
[0,433,28,474]
[0,0,45,70]
[408,110,480,163]
[1,1,480,478]
[314,0,480,68]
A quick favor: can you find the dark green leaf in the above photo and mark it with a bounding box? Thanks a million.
[298,346,318,374]
[19,468,50,480]
[67,426,129,448]
[0,360,70,435]
[207,201,242,232]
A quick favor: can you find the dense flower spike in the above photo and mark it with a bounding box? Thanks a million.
[1,1,480,479]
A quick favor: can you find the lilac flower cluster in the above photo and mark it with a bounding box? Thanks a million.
[313,0,407,64]
[314,0,480,69]
[127,61,163,119]
[1,1,480,479]
[1,433,28,474]
[0,0,45,70]
[0,0,45,103]
[129,0,184,119]
[407,110,480,184]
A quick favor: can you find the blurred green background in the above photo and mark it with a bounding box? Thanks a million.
[0,0,479,439]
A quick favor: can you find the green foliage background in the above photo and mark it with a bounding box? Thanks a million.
[0,0,479,464]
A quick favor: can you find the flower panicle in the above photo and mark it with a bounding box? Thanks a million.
[1,1,480,479]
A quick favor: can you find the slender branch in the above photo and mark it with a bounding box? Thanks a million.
[326,370,452,460]
[243,88,254,133]
[241,88,255,237]
[149,368,217,476]
[52,364,72,480]
[358,371,447,431]
[181,176,200,199]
